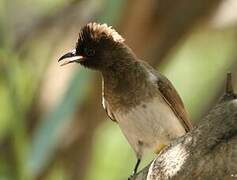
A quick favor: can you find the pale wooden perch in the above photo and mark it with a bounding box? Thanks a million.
[132,73,237,180]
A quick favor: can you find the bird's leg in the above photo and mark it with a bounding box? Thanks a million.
[133,158,141,175]
[128,141,143,179]
[128,158,141,180]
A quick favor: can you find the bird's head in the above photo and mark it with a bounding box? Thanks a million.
[58,22,131,70]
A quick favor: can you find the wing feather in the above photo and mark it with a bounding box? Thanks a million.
[140,61,192,132]
[102,96,117,122]
[157,75,192,132]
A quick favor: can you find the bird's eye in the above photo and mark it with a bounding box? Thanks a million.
[84,48,95,57]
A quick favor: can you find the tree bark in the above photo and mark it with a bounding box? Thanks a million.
[132,73,237,180]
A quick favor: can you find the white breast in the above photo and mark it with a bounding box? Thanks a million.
[114,96,186,156]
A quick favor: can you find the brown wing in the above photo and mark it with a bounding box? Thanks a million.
[157,75,192,132]
[140,60,192,131]
[102,97,117,122]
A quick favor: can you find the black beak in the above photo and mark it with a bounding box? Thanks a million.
[58,49,84,66]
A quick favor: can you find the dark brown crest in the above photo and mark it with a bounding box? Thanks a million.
[76,23,124,54]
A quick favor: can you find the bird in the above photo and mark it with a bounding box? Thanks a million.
[58,22,192,177]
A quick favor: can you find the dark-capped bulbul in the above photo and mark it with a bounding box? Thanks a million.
[58,22,192,176]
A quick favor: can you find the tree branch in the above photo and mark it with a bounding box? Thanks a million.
[132,73,237,180]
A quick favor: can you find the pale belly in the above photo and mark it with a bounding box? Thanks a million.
[114,96,186,156]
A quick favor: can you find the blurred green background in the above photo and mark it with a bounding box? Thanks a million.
[1,0,237,179]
